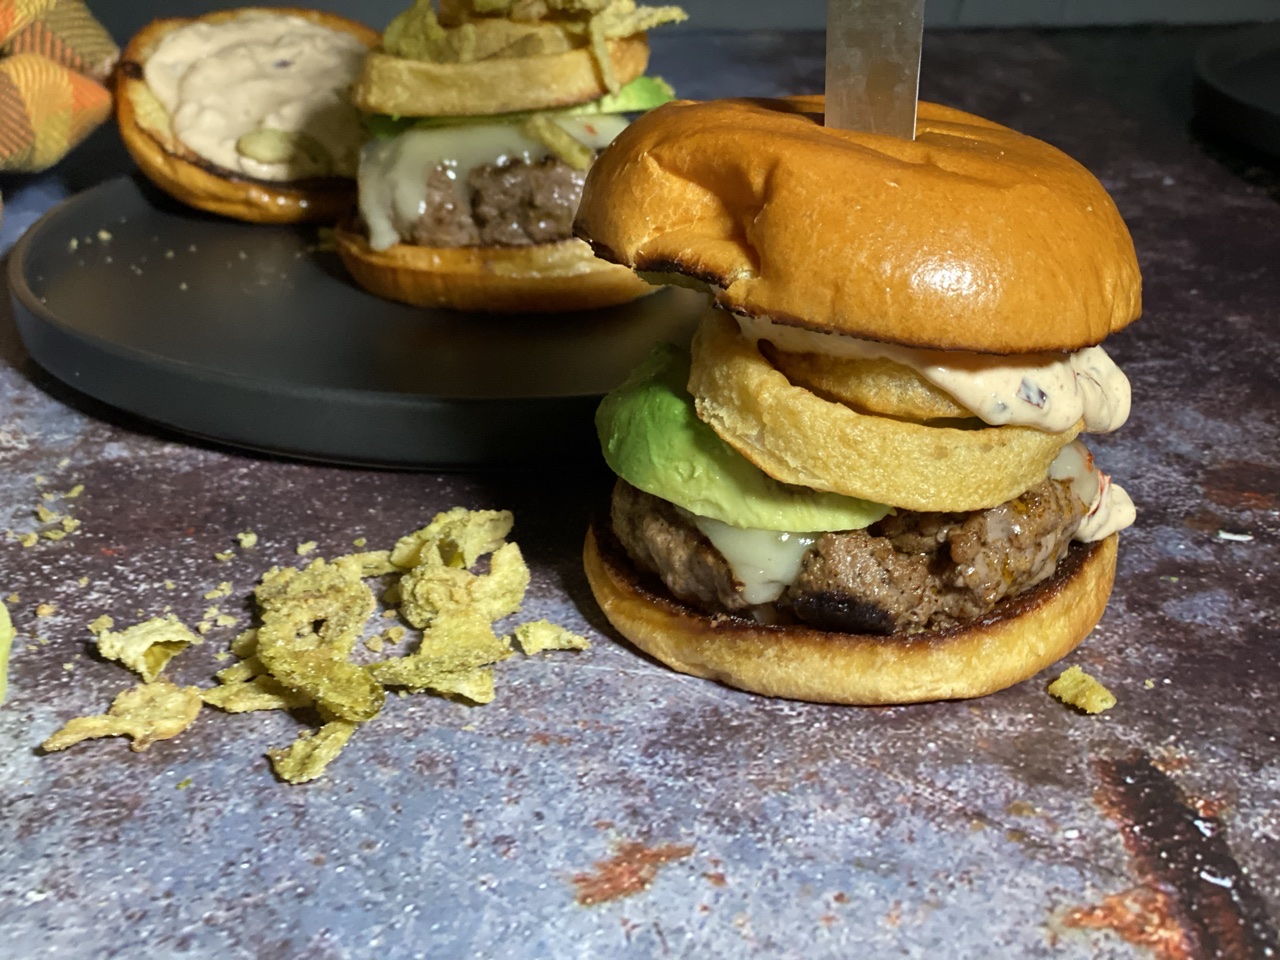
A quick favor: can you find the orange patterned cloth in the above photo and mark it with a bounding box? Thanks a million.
[0,0,116,173]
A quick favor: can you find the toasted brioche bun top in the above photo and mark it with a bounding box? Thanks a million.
[576,96,1142,353]
[352,34,649,117]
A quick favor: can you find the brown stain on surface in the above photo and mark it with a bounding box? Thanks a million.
[1200,461,1280,511]
[572,841,695,906]
[1067,752,1279,959]
[1064,886,1192,960]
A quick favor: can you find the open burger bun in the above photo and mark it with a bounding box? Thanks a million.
[333,224,655,313]
[585,521,1119,705]
[354,34,650,116]
[116,8,379,224]
[577,96,1142,352]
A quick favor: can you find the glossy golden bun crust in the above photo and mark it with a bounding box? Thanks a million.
[333,224,655,313]
[353,35,650,117]
[116,8,379,225]
[584,521,1118,705]
[577,96,1142,353]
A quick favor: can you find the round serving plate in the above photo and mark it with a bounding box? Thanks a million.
[8,175,707,467]
[1194,23,1280,158]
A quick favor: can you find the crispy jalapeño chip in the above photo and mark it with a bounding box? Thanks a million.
[41,680,202,753]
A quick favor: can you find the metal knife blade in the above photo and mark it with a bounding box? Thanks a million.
[825,0,925,138]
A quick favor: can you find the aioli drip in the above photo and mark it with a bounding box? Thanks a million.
[736,315,1131,434]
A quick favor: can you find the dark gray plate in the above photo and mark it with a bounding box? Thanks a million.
[8,175,707,467]
[1194,23,1280,158]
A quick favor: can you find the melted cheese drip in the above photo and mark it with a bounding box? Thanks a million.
[737,315,1131,434]
[145,11,369,181]
[691,514,818,604]
[1048,440,1136,542]
[358,115,631,252]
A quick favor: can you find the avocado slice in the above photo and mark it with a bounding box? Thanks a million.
[596,343,889,532]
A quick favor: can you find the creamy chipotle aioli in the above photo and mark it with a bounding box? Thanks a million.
[736,315,1131,434]
[144,12,368,181]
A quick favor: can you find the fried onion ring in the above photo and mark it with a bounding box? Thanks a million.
[689,311,1081,512]
[764,347,972,422]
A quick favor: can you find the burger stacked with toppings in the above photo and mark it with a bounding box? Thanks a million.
[334,0,686,313]
[116,8,380,223]
[576,96,1141,704]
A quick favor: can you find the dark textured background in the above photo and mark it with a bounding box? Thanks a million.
[0,25,1277,960]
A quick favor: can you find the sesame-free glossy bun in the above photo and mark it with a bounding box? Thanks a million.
[576,96,1142,353]
[584,521,1118,705]
[116,8,379,225]
[353,35,650,117]
[333,224,655,313]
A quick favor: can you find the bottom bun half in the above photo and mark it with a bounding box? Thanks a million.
[584,520,1119,705]
[334,226,656,313]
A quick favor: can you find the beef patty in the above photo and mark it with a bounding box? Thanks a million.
[609,478,1089,635]
[405,156,587,248]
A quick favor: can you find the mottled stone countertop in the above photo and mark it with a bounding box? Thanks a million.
[1,26,1278,960]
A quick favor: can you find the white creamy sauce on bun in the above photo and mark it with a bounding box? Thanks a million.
[737,314,1131,434]
[358,115,631,252]
[145,12,369,181]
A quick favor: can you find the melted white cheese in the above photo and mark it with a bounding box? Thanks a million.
[145,11,368,181]
[691,513,818,604]
[737,315,1131,434]
[358,114,631,252]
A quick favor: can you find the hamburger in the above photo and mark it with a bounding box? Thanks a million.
[333,0,687,313]
[575,96,1141,704]
[116,7,380,223]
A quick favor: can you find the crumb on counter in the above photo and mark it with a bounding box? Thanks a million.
[35,603,56,618]
[87,615,114,636]
[214,550,235,562]
[236,531,258,549]
[1216,530,1254,542]
[1048,665,1117,714]
[514,620,591,655]
[295,541,317,556]
[0,600,13,704]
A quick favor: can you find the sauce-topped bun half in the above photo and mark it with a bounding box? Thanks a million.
[116,8,380,224]
[576,96,1142,353]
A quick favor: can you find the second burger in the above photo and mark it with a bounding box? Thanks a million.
[335,0,686,313]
